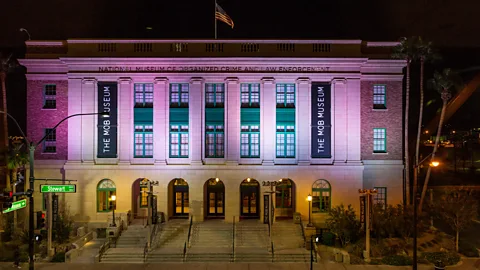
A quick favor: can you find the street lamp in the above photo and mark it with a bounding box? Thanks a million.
[413,154,440,270]
[110,195,117,227]
[307,194,313,227]
[0,110,108,270]
[358,188,378,263]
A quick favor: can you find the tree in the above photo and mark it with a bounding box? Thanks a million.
[392,37,417,205]
[6,141,28,189]
[419,69,461,211]
[326,204,361,247]
[432,189,478,252]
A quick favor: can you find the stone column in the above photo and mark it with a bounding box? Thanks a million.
[189,77,204,165]
[67,78,82,162]
[296,78,311,165]
[226,77,240,165]
[346,78,362,163]
[118,78,132,164]
[154,77,168,165]
[224,179,240,223]
[261,77,275,166]
[333,79,347,163]
[81,78,96,162]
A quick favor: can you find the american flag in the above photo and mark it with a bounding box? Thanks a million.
[215,3,234,29]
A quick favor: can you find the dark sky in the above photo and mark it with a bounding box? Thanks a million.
[1,0,479,48]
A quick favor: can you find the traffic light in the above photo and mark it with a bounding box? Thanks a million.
[36,211,46,229]
[2,191,13,209]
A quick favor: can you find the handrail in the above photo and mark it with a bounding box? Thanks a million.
[232,216,235,262]
[98,240,111,262]
[143,242,148,262]
[271,241,274,262]
[299,219,306,248]
[187,216,193,247]
[183,242,187,262]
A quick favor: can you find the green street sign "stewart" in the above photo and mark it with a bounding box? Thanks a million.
[2,199,27,213]
[40,184,76,193]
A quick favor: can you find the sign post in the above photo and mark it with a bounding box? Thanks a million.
[2,199,27,213]
[40,185,76,193]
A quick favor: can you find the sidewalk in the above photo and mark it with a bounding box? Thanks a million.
[70,239,104,263]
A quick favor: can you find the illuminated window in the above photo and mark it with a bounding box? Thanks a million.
[43,84,56,109]
[240,84,260,108]
[276,84,295,108]
[373,85,386,109]
[312,179,331,213]
[205,125,224,158]
[205,84,224,108]
[276,125,295,158]
[240,125,260,158]
[170,83,189,108]
[97,179,116,212]
[43,129,56,153]
[170,125,189,158]
[134,125,153,157]
[134,83,154,108]
[373,128,387,153]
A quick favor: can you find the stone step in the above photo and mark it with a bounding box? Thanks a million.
[147,253,184,263]
[185,253,233,262]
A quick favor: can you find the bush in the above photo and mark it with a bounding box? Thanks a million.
[459,243,480,257]
[422,252,461,266]
[321,232,335,247]
[326,204,361,247]
[381,255,413,266]
[51,252,65,262]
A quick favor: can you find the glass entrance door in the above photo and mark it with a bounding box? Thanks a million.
[173,178,189,217]
[208,192,224,216]
[240,180,260,218]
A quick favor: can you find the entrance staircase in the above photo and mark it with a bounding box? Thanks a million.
[147,219,190,262]
[271,220,310,262]
[234,220,271,262]
[100,220,148,263]
[186,220,233,262]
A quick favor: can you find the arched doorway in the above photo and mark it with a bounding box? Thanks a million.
[204,178,225,218]
[240,178,260,219]
[132,178,151,219]
[169,178,189,218]
[275,178,295,219]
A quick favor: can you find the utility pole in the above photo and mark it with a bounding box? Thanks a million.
[359,188,378,263]
[47,192,53,256]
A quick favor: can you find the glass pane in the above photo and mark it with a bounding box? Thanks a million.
[183,192,189,213]
[209,193,216,214]
[217,192,224,214]
[175,192,182,213]
[250,192,257,213]
[98,191,107,211]
[242,194,249,213]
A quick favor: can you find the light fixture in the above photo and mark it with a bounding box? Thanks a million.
[215,178,219,182]
[247,178,251,182]
[101,112,110,118]
[111,195,116,201]
[307,194,312,202]
[278,179,283,182]
[425,130,429,134]
[430,161,440,167]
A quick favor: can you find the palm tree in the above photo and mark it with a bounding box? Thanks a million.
[413,37,439,203]
[418,69,460,211]
[6,141,29,188]
[392,37,417,205]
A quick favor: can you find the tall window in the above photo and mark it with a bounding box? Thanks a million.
[276,179,293,208]
[276,84,295,108]
[241,84,260,108]
[134,125,153,157]
[43,84,56,109]
[170,125,189,158]
[240,125,260,158]
[205,125,224,158]
[140,178,149,208]
[134,83,154,108]
[170,83,189,108]
[374,187,387,208]
[43,128,56,153]
[373,128,387,153]
[97,179,116,212]
[276,125,295,158]
[205,83,224,108]
[312,179,331,213]
[373,84,386,109]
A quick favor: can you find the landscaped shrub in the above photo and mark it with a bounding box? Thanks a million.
[381,255,413,266]
[459,243,480,257]
[321,232,335,247]
[422,252,460,266]
[326,204,361,247]
[51,252,65,262]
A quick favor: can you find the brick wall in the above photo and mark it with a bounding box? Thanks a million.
[27,80,68,160]
[361,81,403,160]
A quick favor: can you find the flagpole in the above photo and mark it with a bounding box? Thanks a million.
[214,0,217,39]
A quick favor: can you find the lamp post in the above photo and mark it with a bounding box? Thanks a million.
[0,110,108,270]
[264,178,282,238]
[413,154,440,270]
[110,195,117,227]
[307,194,313,227]
[358,188,378,263]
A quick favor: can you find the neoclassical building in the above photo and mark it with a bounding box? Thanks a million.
[20,39,405,228]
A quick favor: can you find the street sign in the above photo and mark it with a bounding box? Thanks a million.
[2,199,27,213]
[40,184,76,193]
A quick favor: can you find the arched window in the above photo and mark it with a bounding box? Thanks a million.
[97,179,116,212]
[312,179,331,213]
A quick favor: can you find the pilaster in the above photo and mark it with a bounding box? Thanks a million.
[190,77,204,165]
[346,78,362,163]
[226,77,240,165]
[261,77,275,166]
[296,77,311,165]
[67,78,82,162]
[333,79,347,163]
[154,77,168,165]
[118,77,132,164]
[81,78,96,163]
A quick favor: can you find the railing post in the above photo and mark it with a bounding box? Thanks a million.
[232,216,235,262]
